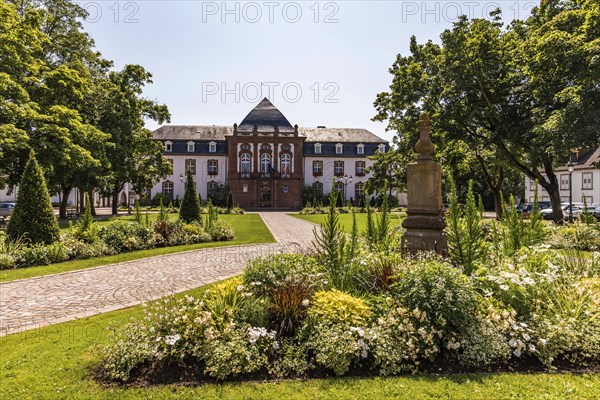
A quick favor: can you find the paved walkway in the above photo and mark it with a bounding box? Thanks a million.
[0,212,317,336]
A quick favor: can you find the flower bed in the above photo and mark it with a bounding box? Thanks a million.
[0,207,234,270]
[97,188,600,385]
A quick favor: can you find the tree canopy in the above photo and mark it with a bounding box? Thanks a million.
[374,0,600,221]
[0,0,171,217]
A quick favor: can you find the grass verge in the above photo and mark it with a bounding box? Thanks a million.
[292,212,405,234]
[1,281,598,400]
[0,214,274,283]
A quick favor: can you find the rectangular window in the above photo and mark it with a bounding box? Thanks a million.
[209,142,217,153]
[357,145,364,155]
[378,144,386,153]
[355,161,365,176]
[335,144,343,154]
[560,174,569,190]
[355,182,364,200]
[207,182,218,194]
[187,142,195,152]
[313,160,323,176]
[314,143,322,154]
[162,181,173,196]
[165,142,172,152]
[334,161,344,176]
[185,159,196,175]
[207,160,218,175]
[582,172,593,190]
[242,184,248,193]
[283,185,288,193]
[313,182,323,195]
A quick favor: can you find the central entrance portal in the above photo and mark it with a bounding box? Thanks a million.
[260,186,271,207]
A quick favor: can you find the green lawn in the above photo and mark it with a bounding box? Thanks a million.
[0,214,274,283]
[292,212,405,234]
[1,281,597,400]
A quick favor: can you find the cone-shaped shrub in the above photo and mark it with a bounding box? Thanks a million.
[7,154,60,245]
[179,170,201,224]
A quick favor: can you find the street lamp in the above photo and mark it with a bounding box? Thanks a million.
[567,160,574,223]
[180,173,184,183]
[337,174,353,202]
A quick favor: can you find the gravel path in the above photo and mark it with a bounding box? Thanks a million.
[0,212,316,336]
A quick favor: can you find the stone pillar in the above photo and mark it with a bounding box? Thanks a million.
[402,112,446,254]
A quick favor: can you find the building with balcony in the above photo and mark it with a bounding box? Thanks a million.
[151,98,388,208]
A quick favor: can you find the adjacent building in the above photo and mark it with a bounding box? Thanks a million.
[524,147,600,205]
[150,98,389,208]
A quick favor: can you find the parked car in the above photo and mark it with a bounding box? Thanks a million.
[518,201,552,217]
[0,202,15,217]
[541,203,584,220]
[591,206,600,220]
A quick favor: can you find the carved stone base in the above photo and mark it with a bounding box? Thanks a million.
[402,228,447,254]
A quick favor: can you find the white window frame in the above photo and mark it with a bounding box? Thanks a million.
[582,172,593,190]
[164,141,172,152]
[185,159,196,175]
[187,141,195,152]
[240,153,251,178]
[335,143,343,154]
[281,153,291,178]
[356,144,364,155]
[314,143,322,154]
[208,141,217,153]
[378,144,386,153]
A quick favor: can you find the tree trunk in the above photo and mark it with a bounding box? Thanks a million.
[79,189,85,214]
[88,189,96,216]
[492,189,503,220]
[112,192,119,215]
[546,183,564,224]
[59,187,71,219]
[475,152,504,219]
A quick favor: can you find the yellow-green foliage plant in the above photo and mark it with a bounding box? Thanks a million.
[309,289,372,327]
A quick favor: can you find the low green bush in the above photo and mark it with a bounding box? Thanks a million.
[99,220,155,252]
[392,256,481,340]
[368,304,439,375]
[207,220,234,241]
[243,254,325,297]
[309,289,371,327]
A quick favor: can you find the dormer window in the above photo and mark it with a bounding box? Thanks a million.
[164,141,172,152]
[209,141,217,153]
[314,143,322,154]
[335,143,343,154]
[187,141,195,152]
[378,144,386,153]
[356,144,364,155]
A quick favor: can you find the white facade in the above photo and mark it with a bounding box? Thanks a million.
[303,156,375,202]
[524,167,600,206]
[151,155,228,201]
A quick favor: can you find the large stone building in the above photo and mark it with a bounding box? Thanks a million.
[150,98,389,208]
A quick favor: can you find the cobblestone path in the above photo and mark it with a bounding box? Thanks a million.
[0,212,316,336]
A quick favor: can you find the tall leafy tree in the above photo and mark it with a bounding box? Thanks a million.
[365,149,405,196]
[97,65,172,215]
[374,0,600,222]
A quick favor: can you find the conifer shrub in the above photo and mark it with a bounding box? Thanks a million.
[179,170,202,224]
[7,154,60,245]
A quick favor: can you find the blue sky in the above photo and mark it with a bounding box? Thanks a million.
[80,1,537,142]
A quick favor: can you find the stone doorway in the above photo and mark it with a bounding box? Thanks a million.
[260,185,271,207]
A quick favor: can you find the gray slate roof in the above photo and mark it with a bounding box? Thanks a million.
[153,98,387,143]
[153,125,233,141]
[238,98,295,133]
[152,125,387,144]
[300,127,386,143]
